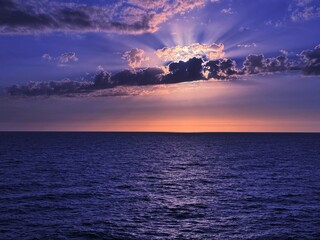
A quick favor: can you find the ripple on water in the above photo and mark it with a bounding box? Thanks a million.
[0,132,319,239]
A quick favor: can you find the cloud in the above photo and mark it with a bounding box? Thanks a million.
[156,43,225,62]
[5,53,291,97]
[291,6,320,21]
[221,8,235,14]
[58,52,79,64]
[280,50,289,55]
[237,43,257,48]
[204,59,240,79]
[42,52,79,66]
[290,0,320,22]
[242,54,289,74]
[126,0,168,10]
[93,67,112,88]
[264,56,289,72]
[295,0,313,7]
[0,0,207,35]
[42,53,53,61]
[6,55,243,97]
[242,55,264,74]
[7,79,93,97]
[300,44,320,75]
[239,26,250,32]
[7,67,166,97]
[265,20,284,28]
[111,68,164,86]
[162,58,204,84]
[10,44,320,97]
[122,48,149,68]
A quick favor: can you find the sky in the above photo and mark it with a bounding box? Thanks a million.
[0,0,320,132]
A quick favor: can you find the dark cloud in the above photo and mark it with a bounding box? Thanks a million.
[0,1,53,30]
[264,56,288,72]
[7,67,165,97]
[242,55,265,74]
[0,0,207,34]
[242,54,289,74]
[94,69,112,88]
[58,9,92,28]
[9,44,320,97]
[163,58,204,84]
[7,79,93,97]
[204,59,240,79]
[111,68,164,86]
[6,54,287,97]
[300,44,320,75]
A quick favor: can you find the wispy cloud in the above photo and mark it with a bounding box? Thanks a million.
[221,8,235,14]
[289,0,320,22]
[280,50,289,55]
[42,52,79,67]
[265,20,284,28]
[237,43,257,48]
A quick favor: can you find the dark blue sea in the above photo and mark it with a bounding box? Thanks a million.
[0,133,320,240]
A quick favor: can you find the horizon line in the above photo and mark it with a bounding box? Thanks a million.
[1,131,320,134]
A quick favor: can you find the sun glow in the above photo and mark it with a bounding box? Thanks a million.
[156,43,225,62]
[107,3,266,70]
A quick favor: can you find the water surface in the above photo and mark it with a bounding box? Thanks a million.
[0,133,319,239]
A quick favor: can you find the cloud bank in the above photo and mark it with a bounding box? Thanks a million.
[7,43,320,97]
[7,79,93,97]
[0,0,207,35]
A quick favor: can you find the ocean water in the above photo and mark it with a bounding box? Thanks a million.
[0,133,319,240]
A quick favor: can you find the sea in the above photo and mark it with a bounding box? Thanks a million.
[0,132,319,239]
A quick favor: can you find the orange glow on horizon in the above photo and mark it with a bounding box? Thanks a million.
[70,117,320,133]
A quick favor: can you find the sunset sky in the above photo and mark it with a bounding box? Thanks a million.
[0,0,320,132]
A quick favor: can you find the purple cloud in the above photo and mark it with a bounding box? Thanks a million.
[290,0,320,22]
[300,44,320,75]
[8,43,320,97]
[0,0,207,35]
[242,55,289,74]
[237,43,257,48]
[156,43,225,62]
[42,52,79,66]
[122,48,149,68]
